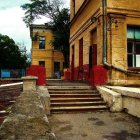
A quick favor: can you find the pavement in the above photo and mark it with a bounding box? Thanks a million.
[48,111,140,140]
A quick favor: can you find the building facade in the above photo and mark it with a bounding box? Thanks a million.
[70,0,140,86]
[30,24,64,78]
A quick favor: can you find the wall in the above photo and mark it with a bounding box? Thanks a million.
[70,0,85,20]
[123,96,140,118]
[75,0,85,14]
[70,0,102,37]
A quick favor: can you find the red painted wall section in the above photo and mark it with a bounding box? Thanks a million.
[83,64,89,81]
[64,69,71,81]
[70,64,108,86]
[73,67,79,80]
[26,65,46,86]
[72,65,89,81]
[91,65,108,86]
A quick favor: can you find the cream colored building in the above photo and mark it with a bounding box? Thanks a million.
[70,0,140,85]
[30,24,64,78]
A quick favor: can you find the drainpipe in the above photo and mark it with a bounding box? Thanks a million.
[102,0,140,74]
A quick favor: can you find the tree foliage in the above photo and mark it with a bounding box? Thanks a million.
[50,8,70,67]
[0,34,27,69]
[21,0,70,68]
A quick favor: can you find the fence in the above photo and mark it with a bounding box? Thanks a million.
[0,69,25,78]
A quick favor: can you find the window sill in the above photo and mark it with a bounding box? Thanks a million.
[128,67,140,71]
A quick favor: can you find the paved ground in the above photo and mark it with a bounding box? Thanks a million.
[48,111,140,140]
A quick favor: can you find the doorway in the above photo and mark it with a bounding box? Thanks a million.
[78,38,83,80]
[89,29,97,82]
[89,44,97,82]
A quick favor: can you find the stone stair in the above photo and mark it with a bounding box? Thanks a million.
[48,83,108,113]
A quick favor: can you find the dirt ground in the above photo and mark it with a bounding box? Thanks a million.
[48,111,140,140]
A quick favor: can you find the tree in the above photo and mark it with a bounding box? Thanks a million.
[50,8,70,68]
[21,0,70,68]
[0,34,27,69]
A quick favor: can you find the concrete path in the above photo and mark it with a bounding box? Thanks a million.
[48,111,140,140]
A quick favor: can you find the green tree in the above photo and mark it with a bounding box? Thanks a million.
[21,0,70,68]
[50,8,70,68]
[0,34,27,68]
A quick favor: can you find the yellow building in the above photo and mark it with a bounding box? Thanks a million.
[30,24,64,78]
[70,0,140,86]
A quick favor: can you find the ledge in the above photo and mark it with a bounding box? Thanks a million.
[106,86,140,99]
[22,76,38,80]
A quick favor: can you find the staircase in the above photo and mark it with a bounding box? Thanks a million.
[47,81,108,113]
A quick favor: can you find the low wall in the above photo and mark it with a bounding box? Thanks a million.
[97,86,123,112]
[97,86,140,118]
[106,86,140,118]
[0,90,55,140]
[123,96,140,118]
[37,86,50,115]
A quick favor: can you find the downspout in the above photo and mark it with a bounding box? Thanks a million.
[102,0,140,74]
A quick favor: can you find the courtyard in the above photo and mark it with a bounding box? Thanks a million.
[48,111,140,140]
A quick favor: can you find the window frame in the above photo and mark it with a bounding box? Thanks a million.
[127,26,140,69]
[39,36,46,49]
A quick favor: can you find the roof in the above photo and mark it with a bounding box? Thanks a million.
[29,23,53,37]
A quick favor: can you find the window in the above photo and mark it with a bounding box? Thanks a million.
[39,36,45,49]
[39,61,45,67]
[127,27,140,67]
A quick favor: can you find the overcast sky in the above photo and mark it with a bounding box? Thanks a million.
[0,0,70,52]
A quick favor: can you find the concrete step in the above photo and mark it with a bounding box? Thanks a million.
[49,82,108,113]
[51,105,108,113]
[50,94,100,98]
[47,80,89,86]
[51,101,106,107]
[49,90,98,94]
[51,97,103,102]
[47,86,94,90]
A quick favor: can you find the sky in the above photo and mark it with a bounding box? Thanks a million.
[0,0,70,52]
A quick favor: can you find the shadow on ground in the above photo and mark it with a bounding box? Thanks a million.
[48,112,140,140]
